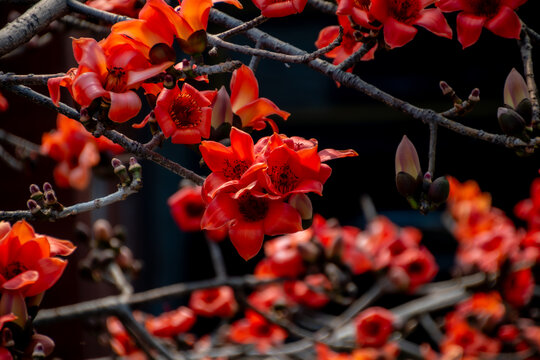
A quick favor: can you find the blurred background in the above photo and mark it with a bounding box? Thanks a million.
[0,0,539,357]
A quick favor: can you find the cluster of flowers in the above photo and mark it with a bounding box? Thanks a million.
[316,0,528,70]
[0,221,75,359]
[447,177,537,308]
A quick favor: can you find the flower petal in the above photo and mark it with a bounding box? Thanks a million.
[456,13,486,48]
[72,72,108,107]
[414,8,453,39]
[236,98,290,129]
[264,201,302,236]
[201,194,235,230]
[229,220,265,260]
[2,270,39,292]
[108,91,141,123]
[485,6,521,40]
[230,65,259,113]
[382,18,418,48]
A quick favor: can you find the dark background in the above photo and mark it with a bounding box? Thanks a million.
[0,1,539,357]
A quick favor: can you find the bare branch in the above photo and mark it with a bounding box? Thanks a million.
[427,123,437,176]
[0,0,68,57]
[206,236,227,280]
[307,0,337,15]
[60,14,111,34]
[0,128,42,153]
[518,26,540,126]
[0,145,24,171]
[336,40,376,71]
[192,61,243,76]
[0,72,65,86]
[215,15,267,39]
[0,180,142,221]
[66,0,130,23]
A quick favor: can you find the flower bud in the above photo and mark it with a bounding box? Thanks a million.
[211,86,233,129]
[128,157,142,184]
[26,335,54,359]
[29,184,43,203]
[497,107,528,139]
[439,81,452,96]
[297,241,321,263]
[515,98,533,124]
[149,43,176,65]
[2,327,14,347]
[395,136,421,179]
[504,68,529,109]
[427,176,450,204]
[93,219,113,243]
[288,193,312,221]
[80,107,91,125]
[27,199,41,215]
[32,342,45,359]
[468,88,480,103]
[396,172,420,198]
[42,182,53,193]
[111,158,131,186]
[0,292,28,329]
[178,29,207,55]
[163,74,175,89]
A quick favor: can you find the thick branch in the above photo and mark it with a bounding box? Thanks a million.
[307,0,337,15]
[0,0,68,57]
[0,72,65,86]
[0,181,141,221]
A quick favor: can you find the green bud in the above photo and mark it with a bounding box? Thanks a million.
[427,176,450,204]
[111,158,131,187]
[396,171,421,198]
[149,43,176,65]
[497,107,529,140]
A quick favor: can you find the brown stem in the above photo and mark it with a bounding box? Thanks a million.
[518,26,540,125]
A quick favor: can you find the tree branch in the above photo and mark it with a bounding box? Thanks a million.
[0,0,68,57]
[427,123,437,176]
[0,72,65,86]
[336,40,376,71]
[518,26,540,126]
[307,0,337,15]
[0,180,142,221]
[66,0,130,23]
[215,15,267,39]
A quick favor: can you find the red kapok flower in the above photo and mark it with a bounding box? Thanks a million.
[316,16,377,72]
[107,316,145,359]
[251,0,308,17]
[336,0,375,28]
[69,38,172,123]
[284,274,332,309]
[370,0,452,48]
[503,267,534,308]
[437,0,527,48]
[230,65,290,131]
[514,177,540,231]
[155,82,212,144]
[145,306,196,338]
[389,247,438,292]
[355,307,395,348]
[201,183,303,260]
[168,185,206,232]
[0,91,8,112]
[85,0,140,17]
[189,286,238,317]
[0,221,74,297]
[229,311,287,352]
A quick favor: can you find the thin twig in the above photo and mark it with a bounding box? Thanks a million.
[249,39,264,72]
[207,27,343,65]
[418,313,443,343]
[525,25,540,44]
[427,123,437,176]
[0,83,206,185]
[0,181,142,221]
[215,15,267,39]
[518,26,540,125]
[107,263,134,295]
[359,194,377,223]
[60,14,111,34]
[336,40,376,71]
[0,0,68,57]
[192,61,243,76]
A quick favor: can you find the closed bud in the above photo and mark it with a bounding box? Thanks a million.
[29,184,41,196]
[44,190,57,206]
[288,194,313,220]
[163,74,175,89]
[27,199,41,215]
[128,157,142,184]
[504,68,529,109]
[396,172,420,197]
[0,292,28,329]
[80,108,91,125]
[178,29,207,55]
[149,43,176,65]
[26,335,54,359]
[468,88,480,103]
[439,81,452,96]
[297,241,321,263]
[325,236,344,261]
[497,107,528,139]
[93,219,113,243]
[42,182,53,193]
[515,98,533,124]
[32,343,45,359]
[111,158,131,186]
[395,136,421,179]
[211,86,233,129]
[427,176,450,204]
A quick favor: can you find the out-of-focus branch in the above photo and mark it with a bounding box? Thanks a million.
[60,14,111,34]
[307,0,337,15]
[518,26,540,126]
[0,180,142,221]
[66,0,130,23]
[34,276,285,325]
[0,145,24,171]
[0,128,42,153]
[206,237,227,280]
[0,0,68,57]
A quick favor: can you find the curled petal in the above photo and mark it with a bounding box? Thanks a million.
[230,65,259,113]
[236,98,290,129]
[2,270,39,292]
[108,91,142,123]
[414,8,453,39]
[485,6,521,40]
[72,72,108,107]
[318,148,358,162]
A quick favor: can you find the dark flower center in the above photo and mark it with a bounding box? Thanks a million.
[460,0,501,17]
[407,260,425,275]
[364,319,382,336]
[202,289,220,303]
[253,323,272,336]
[104,67,127,92]
[390,0,421,24]
[169,93,202,129]
[3,261,28,279]
[237,194,269,222]
[267,164,299,194]
[222,159,249,180]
